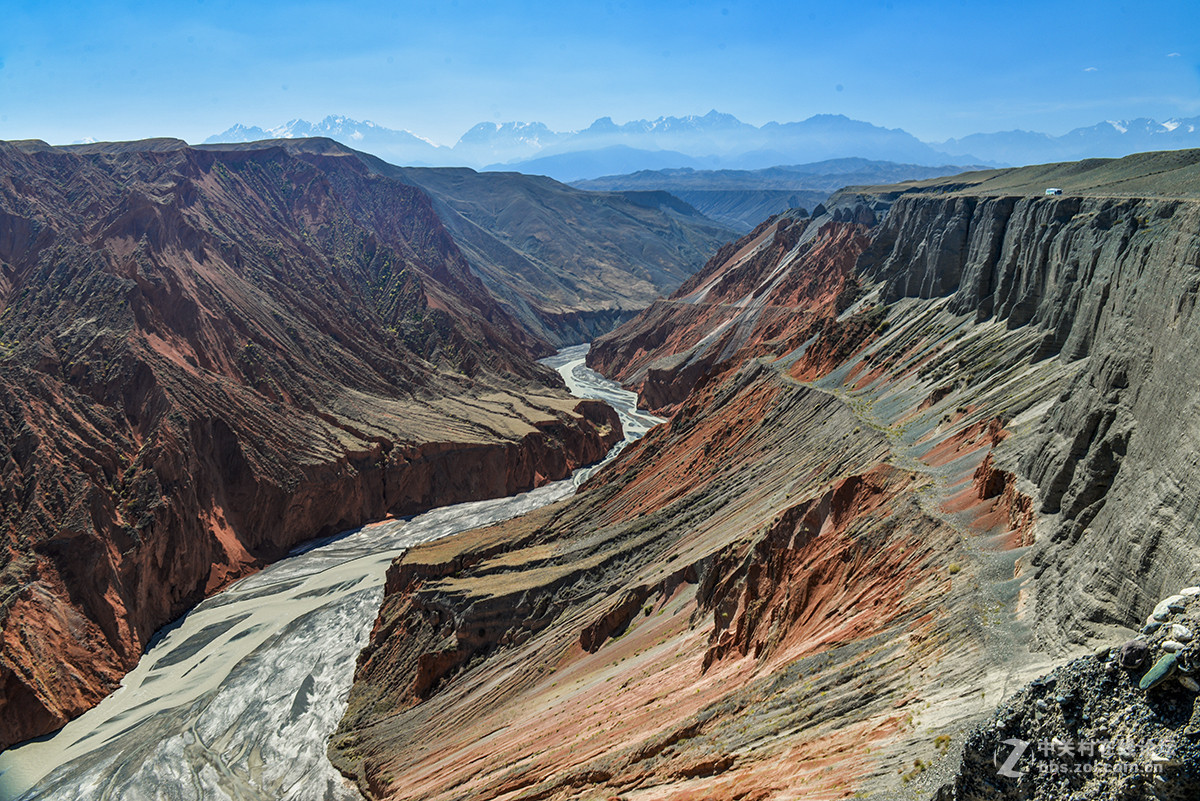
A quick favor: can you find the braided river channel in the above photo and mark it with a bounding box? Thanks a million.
[0,345,660,801]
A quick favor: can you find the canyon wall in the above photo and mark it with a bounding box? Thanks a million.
[588,208,872,414]
[860,191,1200,651]
[332,357,986,800]
[335,151,1200,799]
[0,139,621,750]
[308,162,733,348]
[330,212,1047,799]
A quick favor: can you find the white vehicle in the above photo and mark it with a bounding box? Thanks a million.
[1045,187,1063,195]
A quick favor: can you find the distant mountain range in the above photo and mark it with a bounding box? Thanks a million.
[204,112,951,178]
[572,158,989,232]
[209,117,449,165]
[939,118,1200,166]
[205,112,1200,181]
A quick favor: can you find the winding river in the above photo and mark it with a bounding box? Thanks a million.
[0,345,660,801]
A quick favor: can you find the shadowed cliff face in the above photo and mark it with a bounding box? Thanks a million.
[861,192,1200,652]
[381,168,735,347]
[0,140,621,750]
[334,150,1200,800]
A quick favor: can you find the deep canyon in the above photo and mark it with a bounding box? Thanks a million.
[0,137,722,752]
[5,140,1200,800]
[331,150,1200,799]
[0,347,653,800]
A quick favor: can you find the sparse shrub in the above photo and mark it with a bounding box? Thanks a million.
[901,758,927,783]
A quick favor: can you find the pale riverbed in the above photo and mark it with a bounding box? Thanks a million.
[0,345,659,801]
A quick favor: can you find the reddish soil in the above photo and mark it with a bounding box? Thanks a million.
[0,140,619,748]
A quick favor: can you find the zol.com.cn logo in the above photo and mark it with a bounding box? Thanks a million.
[995,738,1030,778]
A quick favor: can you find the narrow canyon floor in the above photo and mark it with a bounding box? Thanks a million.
[0,348,650,801]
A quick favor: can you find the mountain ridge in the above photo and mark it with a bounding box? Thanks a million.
[193,138,736,346]
[572,159,990,232]
[205,111,1200,180]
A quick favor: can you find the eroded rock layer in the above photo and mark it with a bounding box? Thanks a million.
[334,150,1200,799]
[332,361,983,800]
[330,214,1047,798]
[0,139,622,749]
[588,209,873,414]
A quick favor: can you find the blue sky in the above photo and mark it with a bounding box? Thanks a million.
[2,0,1197,145]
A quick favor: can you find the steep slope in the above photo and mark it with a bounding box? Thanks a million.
[329,209,1049,800]
[332,359,983,801]
[0,138,621,750]
[333,149,1200,800]
[379,167,734,345]
[854,155,1200,653]
[588,201,882,414]
[201,140,733,346]
[600,148,1200,655]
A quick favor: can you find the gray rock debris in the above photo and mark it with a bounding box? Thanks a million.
[942,588,1200,800]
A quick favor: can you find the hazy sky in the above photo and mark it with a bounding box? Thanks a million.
[2,0,1198,146]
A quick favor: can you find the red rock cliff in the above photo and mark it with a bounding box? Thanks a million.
[0,139,620,749]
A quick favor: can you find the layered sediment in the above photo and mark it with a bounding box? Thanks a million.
[861,188,1200,653]
[351,167,734,347]
[587,209,872,414]
[0,139,621,749]
[335,150,1200,799]
[332,362,984,800]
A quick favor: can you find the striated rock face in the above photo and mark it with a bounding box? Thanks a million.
[0,138,621,750]
[588,208,872,414]
[859,190,1200,651]
[332,361,984,800]
[334,149,1200,799]
[329,206,1045,799]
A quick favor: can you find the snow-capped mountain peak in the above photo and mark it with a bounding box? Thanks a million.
[204,111,1200,177]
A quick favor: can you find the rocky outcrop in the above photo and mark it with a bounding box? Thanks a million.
[970,453,1035,548]
[946,586,1200,800]
[0,139,621,749]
